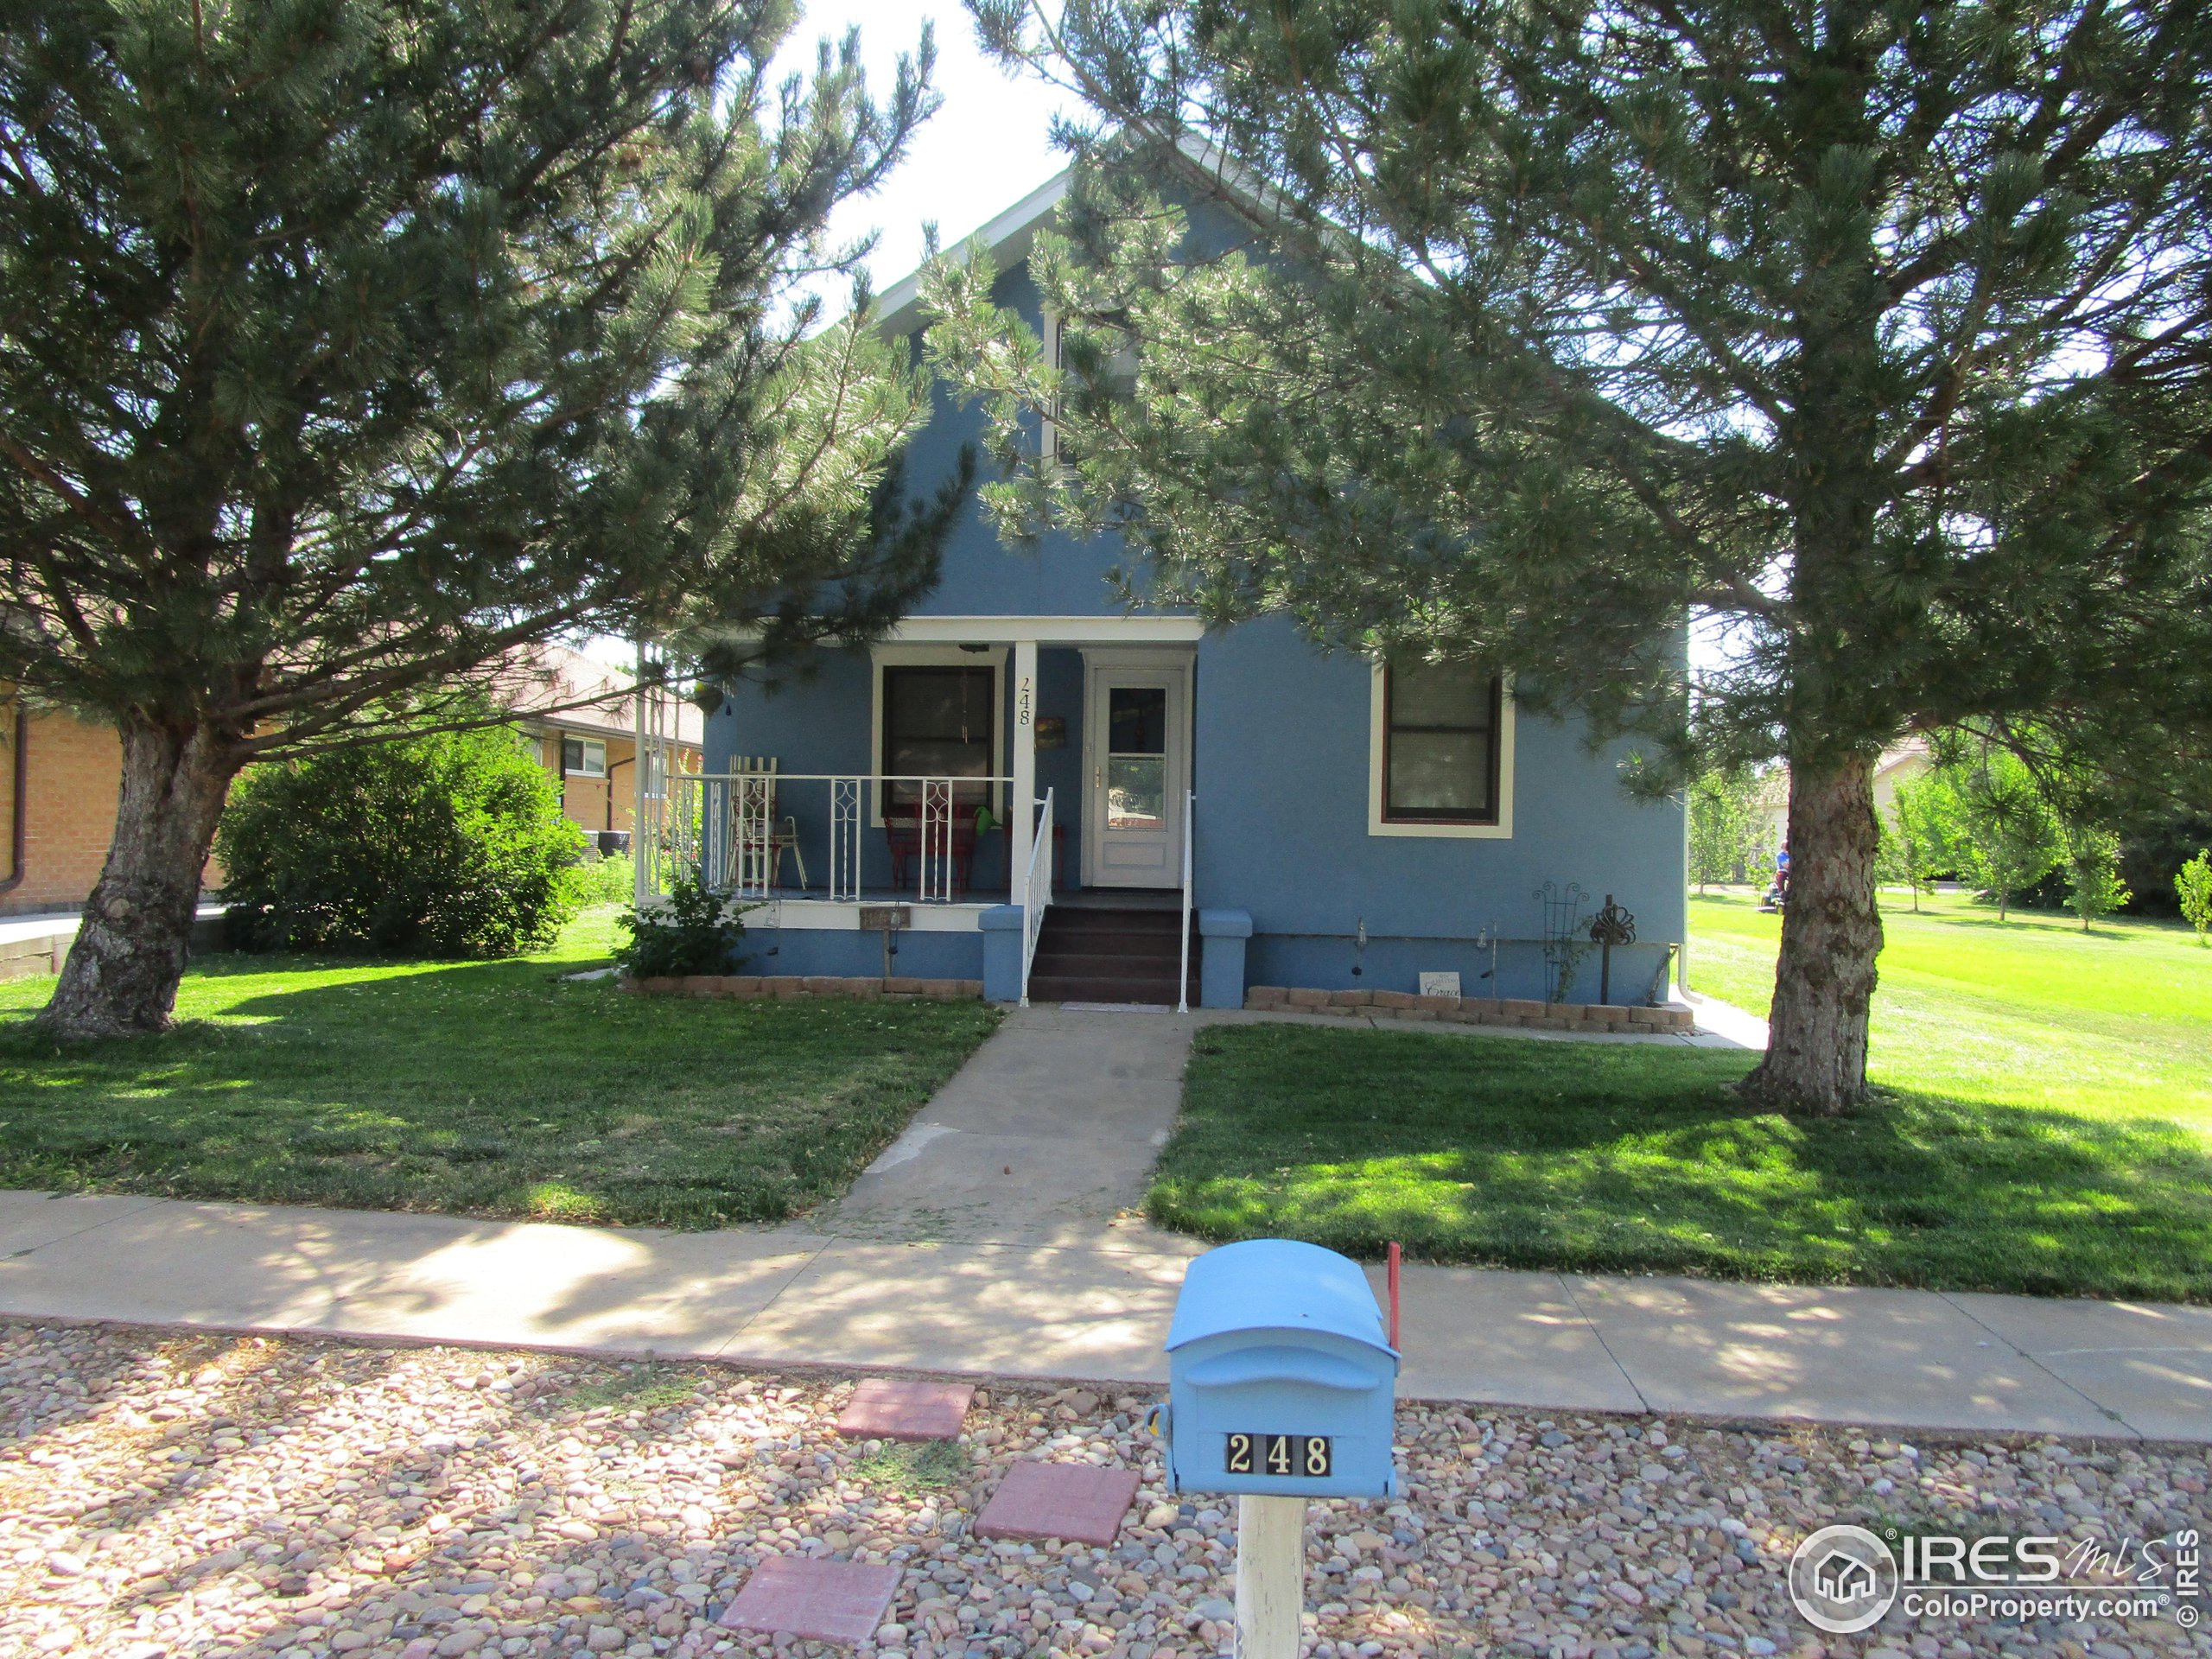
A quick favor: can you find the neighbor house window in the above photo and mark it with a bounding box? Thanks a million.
[1381,662,1502,823]
[880,665,995,811]
[562,735,607,778]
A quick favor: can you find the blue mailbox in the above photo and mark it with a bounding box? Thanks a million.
[1162,1238,1399,1500]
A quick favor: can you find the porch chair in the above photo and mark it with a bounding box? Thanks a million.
[731,756,810,891]
[883,799,979,899]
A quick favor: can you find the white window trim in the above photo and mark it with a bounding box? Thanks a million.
[1366,661,1516,839]
[563,734,608,779]
[868,645,1007,827]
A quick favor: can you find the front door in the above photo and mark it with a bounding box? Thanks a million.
[1084,659,1190,888]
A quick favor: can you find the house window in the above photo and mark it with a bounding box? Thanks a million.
[1381,662,1502,824]
[880,665,995,811]
[562,736,607,779]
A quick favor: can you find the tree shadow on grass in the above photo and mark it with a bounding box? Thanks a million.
[1152,1025,2212,1302]
[0,957,999,1231]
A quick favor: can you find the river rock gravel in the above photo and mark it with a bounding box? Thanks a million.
[0,1320,2202,1659]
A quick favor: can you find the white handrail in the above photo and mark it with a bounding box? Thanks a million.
[1020,788,1054,1007]
[1178,787,1194,1014]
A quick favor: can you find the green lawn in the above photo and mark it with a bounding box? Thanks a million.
[1152,893,2212,1300]
[0,911,999,1229]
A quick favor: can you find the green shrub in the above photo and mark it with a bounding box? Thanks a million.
[218,718,586,957]
[573,851,637,906]
[614,865,749,978]
[2178,849,2212,946]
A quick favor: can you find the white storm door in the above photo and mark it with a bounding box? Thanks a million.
[1084,662,1189,888]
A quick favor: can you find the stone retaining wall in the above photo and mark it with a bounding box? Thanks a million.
[1244,985,1694,1033]
[626,974,983,1001]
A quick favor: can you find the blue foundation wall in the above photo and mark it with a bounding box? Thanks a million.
[735,923,982,982]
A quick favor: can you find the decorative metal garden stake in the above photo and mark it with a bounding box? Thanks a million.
[1587,894,1637,1005]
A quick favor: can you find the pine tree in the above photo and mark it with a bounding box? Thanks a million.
[1,0,964,1037]
[926,0,2212,1112]
[1950,745,2063,920]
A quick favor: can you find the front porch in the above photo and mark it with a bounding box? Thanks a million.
[635,618,1216,1007]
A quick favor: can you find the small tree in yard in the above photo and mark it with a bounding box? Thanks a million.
[2062,828,2132,932]
[931,0,2212,1114]
[1880,772,1964,914]
[218,716,586,958]
[1,0,965,1038]
[1951,747,2062,922]
[2178,851,2212,946]
[1688,766,1761,893]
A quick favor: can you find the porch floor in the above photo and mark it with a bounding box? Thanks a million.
[738,886,1183,910]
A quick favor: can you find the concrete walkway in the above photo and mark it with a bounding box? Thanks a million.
[816,1004,1195,1246]
[2,1000,2205,1444]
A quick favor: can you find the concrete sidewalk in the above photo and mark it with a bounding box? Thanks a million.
[2,1187,2205,1442]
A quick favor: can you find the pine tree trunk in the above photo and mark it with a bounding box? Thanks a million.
[1741,753,1882,1115]
[35,718,239,1039]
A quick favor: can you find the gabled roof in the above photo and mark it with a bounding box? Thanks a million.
[871,134,1310,339]
[499,644,704,748]
[875,168,1072,338]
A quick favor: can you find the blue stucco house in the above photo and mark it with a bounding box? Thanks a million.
[666,171,1686,1014]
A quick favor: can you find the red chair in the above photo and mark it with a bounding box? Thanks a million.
[884,811,979,899]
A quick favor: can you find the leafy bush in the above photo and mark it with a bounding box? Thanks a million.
[2178,849,2212,946]
[218,719,587,957]
[614,865,749,978]
[572,851,637,906]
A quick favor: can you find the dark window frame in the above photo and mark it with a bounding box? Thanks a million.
[1381,664,1503,825]
[878,664,998,813]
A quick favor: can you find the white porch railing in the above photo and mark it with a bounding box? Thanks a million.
[1178,788,1194,1014]
[642,771,1014,904]
[1020,788,1054,1007]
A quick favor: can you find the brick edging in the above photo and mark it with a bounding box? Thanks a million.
[625,974,984,1002]
[1244,985,1694,1033]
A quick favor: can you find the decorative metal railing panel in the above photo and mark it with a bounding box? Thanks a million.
[646,772,1013,906]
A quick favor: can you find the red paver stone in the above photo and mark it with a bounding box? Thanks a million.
[976,1460,1144,1547]
[836,1377,974,1441]
[718,1556,902,1644]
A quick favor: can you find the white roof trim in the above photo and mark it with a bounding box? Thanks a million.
[875,168,1073,337]
[887,614,1204,644]
[869,131,1316,340]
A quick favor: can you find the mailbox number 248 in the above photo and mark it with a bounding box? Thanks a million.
[1225,1432,1332,1478]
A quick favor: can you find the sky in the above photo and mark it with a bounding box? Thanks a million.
[784,2,1085,311]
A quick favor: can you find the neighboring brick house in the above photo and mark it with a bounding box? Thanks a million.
[503,646,703,847]
[0,691,223,918]
[0,650,700,922]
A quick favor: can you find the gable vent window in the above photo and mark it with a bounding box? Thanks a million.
[1382,662,1502,824]
[1041,311,1135,471]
